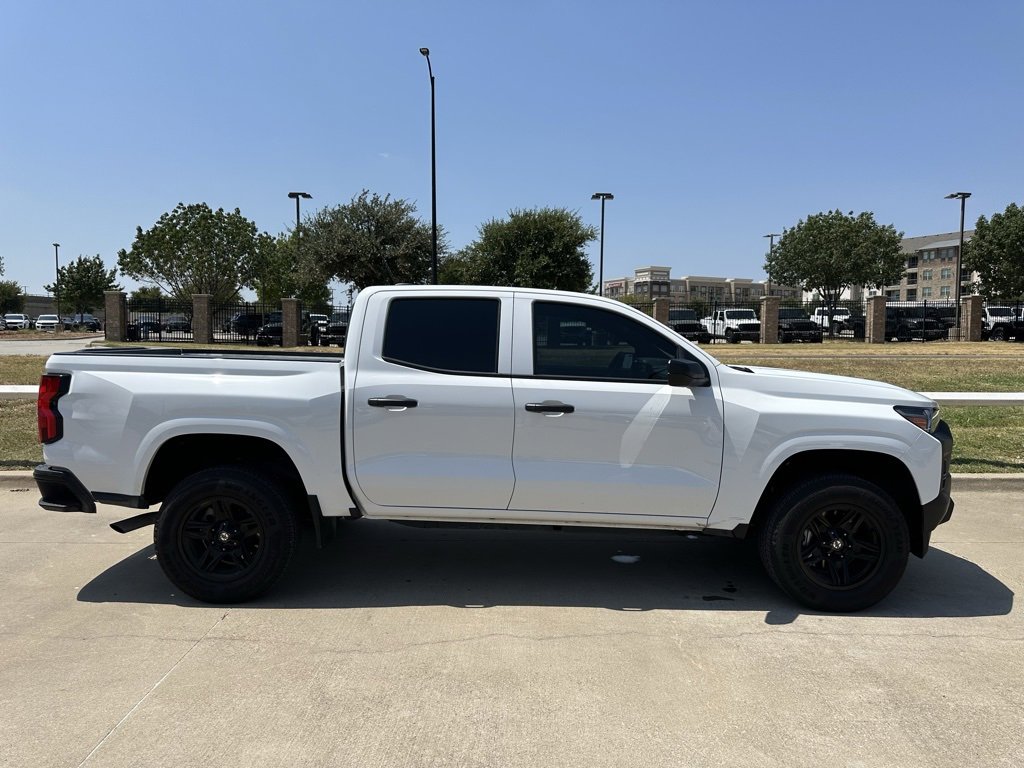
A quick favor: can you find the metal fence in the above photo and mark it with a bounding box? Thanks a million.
[126,297,196,343]
[210,300,282,344]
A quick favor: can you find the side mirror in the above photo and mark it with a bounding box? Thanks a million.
[667,358,710,388]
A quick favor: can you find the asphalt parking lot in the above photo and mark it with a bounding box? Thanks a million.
[1,474,1021,768]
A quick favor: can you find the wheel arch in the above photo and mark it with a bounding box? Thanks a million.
[746,449,927,556]
[142,434,318,530]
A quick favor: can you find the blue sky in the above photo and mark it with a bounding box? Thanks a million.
[2,0,1021,296]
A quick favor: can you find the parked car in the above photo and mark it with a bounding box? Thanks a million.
[62,313,102,331]
[161,315,192,333]
[777,308,823,343]
[3,313,30,330]
[229,312,266,335]
[888,307,947,342]
[702,308,760,343]
[34,314,61,332]
[320,310,351,346]
[811,306,852,334]
[668,308,711,344]
[35,285,954,611]
[981,306,1024,341]
[255,322,283,346]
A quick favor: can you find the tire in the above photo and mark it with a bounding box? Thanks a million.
[990,327,1006,342]
[757,474,909,612]
[154,467,297,603]
[726,329,737,344]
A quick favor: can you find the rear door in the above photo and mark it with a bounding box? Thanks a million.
[349,291,516,512]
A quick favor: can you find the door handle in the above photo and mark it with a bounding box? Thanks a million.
[368,396,418,408]
[525,401,575,414]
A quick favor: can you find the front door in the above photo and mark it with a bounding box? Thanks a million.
[508,298,724,518]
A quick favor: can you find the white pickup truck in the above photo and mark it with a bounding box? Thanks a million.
[35,286,953,612]
[701,308,761,343]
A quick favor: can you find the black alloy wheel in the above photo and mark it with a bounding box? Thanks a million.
[796,506,884,590]
[178,497,265,580]
[154,467,297,603]
[758,474,909,612]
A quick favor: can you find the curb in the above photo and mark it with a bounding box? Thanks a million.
[3,470,1024,492]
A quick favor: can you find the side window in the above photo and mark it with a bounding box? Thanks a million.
[532,301,683,381]
[383,298,500,374]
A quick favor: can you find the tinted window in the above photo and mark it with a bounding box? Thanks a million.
[383,298,500,374]
[532,302,682,381]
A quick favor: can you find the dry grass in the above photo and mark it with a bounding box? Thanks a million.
[0,401,42,469]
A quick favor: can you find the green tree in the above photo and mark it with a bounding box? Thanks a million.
[250,233,331,306]
[963,202,1024,300]
[117,203,274,304]
[129,285,164,312]
[767,210,904,327]
[0,281,24,314]
[304,190,442,290]
[445,207,596,291]
[44,255,122,315]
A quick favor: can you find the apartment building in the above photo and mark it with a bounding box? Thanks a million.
[885,230,975,302]
[603,266,800,302]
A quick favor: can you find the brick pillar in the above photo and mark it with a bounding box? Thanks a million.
[760,296,780,344]
[192,294,213,344]
[104,291,127,342]
[653,298,670,326]
[961,295,983,342]
[282,298,301,348]
[866,296,887,344]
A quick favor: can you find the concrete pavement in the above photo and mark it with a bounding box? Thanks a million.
[0,334,102,356]
[0,474,1021,767]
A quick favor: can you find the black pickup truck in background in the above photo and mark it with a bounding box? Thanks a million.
[778,308,823,343]
[667,308,711,344]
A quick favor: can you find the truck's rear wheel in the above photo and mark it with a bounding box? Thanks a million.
[758,474,909,612]
[154,467,297,603]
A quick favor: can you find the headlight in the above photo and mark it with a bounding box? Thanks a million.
[894,405,940,433]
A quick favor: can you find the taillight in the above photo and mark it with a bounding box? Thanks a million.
[38,374,70,444]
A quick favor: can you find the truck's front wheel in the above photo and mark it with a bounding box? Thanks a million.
[154,467,297,603]
[758,474,909,612]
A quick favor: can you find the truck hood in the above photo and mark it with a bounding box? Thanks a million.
[718,364,935,408]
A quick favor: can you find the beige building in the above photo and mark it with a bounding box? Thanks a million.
[885,231,976,302]
[604,266,800,302]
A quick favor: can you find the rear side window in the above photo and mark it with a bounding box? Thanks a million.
[383,298,500,374]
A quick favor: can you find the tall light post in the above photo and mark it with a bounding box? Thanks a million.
[287,192,312,301]
[945,191,971,332]
[52,243,60,318]
[591,193,614,296]
[763,233,781,297]
[419,47,438,284]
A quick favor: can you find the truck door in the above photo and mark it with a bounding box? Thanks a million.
[508,297,724,519]
[349,293,516,511]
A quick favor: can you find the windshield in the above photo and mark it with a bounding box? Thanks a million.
[988,307,1013,317]
[38,315,58,321]
[725,310,757,320]
[778,309,808,319]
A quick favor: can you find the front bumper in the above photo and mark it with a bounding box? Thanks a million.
[916,420,954,555]
[34,464,96,514]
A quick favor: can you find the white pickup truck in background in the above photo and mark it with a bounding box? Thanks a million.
[35,286,953,612]
[701,308,761,343]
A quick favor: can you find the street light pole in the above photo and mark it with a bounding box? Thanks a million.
[52,243,60,318]
[419,47,438,285]
[591,193,614,296]
[945,191,971,332]
[763,233,780,297]
[286,192,312,301]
